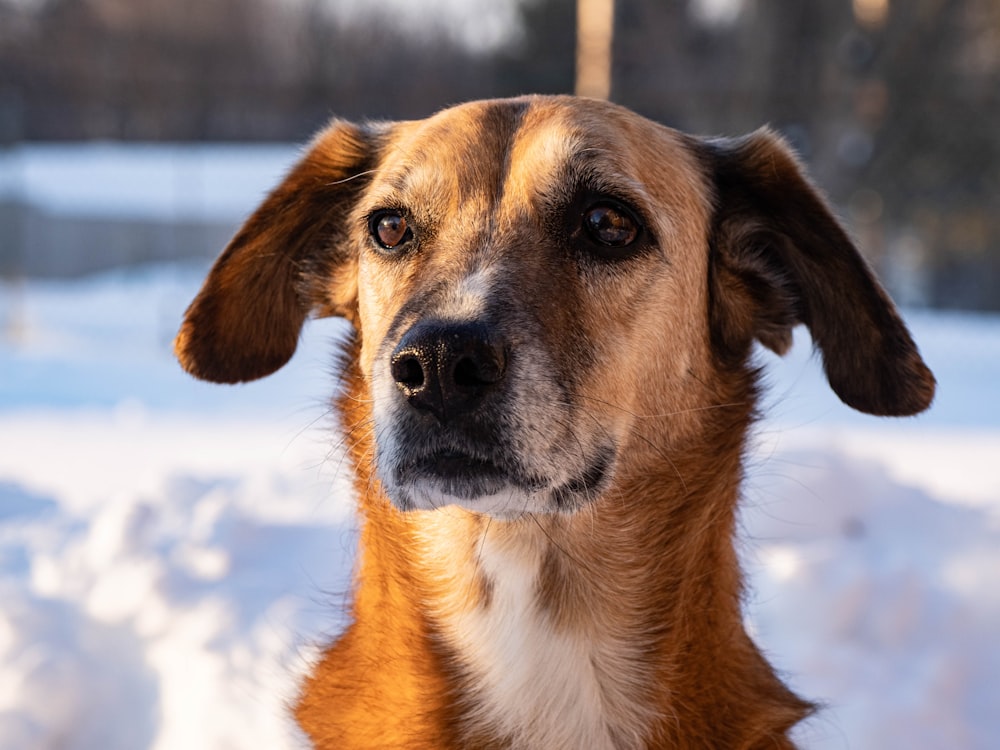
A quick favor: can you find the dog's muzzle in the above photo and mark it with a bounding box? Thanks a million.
[386,319,537,504]
[375,317,614,516]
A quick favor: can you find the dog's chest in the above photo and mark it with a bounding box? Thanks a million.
[429,529,657,749]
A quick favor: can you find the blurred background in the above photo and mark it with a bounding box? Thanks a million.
[1,2,999,749]
[1,0,999,309]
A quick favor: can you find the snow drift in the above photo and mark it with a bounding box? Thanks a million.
[1,267,997,750]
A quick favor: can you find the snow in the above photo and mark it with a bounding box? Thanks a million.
[1,144,300,221]
[1,265,998,749]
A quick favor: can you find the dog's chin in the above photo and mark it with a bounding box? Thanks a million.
[382,449,614,519]
[390,481,541,519]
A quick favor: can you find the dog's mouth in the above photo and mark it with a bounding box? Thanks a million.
[388,445,615,514]
[549,448,613,508]
[395,450,545,501]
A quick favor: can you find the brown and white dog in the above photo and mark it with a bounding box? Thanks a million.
[175,96,935,749]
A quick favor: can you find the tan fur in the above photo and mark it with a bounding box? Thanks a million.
[176,96,935,749]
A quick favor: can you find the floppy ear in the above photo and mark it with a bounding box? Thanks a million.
[175,120,380,384]
[703,129,935,417]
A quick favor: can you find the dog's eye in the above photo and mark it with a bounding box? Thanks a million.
[582,203,639,248]
[370,211,413,251]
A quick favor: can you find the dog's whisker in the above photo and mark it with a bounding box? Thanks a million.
[518,381,748,422]
[327,168,381,186]
[540,397,692,494]
[525,513,596,575]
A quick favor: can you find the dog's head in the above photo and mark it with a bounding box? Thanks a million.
[176,96,934,518]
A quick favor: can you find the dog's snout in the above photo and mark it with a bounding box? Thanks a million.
[390,321,506,422]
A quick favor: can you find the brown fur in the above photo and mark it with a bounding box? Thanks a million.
[176,96,934,749]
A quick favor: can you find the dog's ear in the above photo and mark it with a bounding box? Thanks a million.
[702,128,935,416]
[175,120,381,384]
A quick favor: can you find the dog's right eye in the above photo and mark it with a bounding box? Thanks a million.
[583,203,639,248]
[369,211,413,251]
[576,199,645,260]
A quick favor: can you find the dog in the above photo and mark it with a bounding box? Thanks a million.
[175,95,935,749]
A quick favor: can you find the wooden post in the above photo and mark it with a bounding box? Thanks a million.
[576,0,614,99]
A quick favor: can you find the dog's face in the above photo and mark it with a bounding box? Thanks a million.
[354,100,718,516]
[175,96,934,518]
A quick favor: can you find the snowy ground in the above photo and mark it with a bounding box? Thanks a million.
[1,266,998,750]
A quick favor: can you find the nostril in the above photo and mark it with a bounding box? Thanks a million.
[391,353,425,389]
[453,356,483,388]
[453,351,504,388]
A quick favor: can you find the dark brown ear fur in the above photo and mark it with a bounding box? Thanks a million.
[702,129,935,417]
[174,121,378,383]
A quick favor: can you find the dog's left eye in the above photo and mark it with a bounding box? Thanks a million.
[370,210,413,251]
[582,203,639,248]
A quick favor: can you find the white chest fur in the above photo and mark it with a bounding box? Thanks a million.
[424,522,658,749]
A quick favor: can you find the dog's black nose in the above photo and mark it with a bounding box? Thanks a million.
[390,321,506,422]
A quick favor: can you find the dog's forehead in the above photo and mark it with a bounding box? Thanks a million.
[368,100,523,206]
[368,97,673,209]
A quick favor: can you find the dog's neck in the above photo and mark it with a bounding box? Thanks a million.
[410,478,740,749]
[296,343,811,749]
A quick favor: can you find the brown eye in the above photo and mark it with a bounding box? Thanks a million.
[583,203,638,247]
[370,211,413,250]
